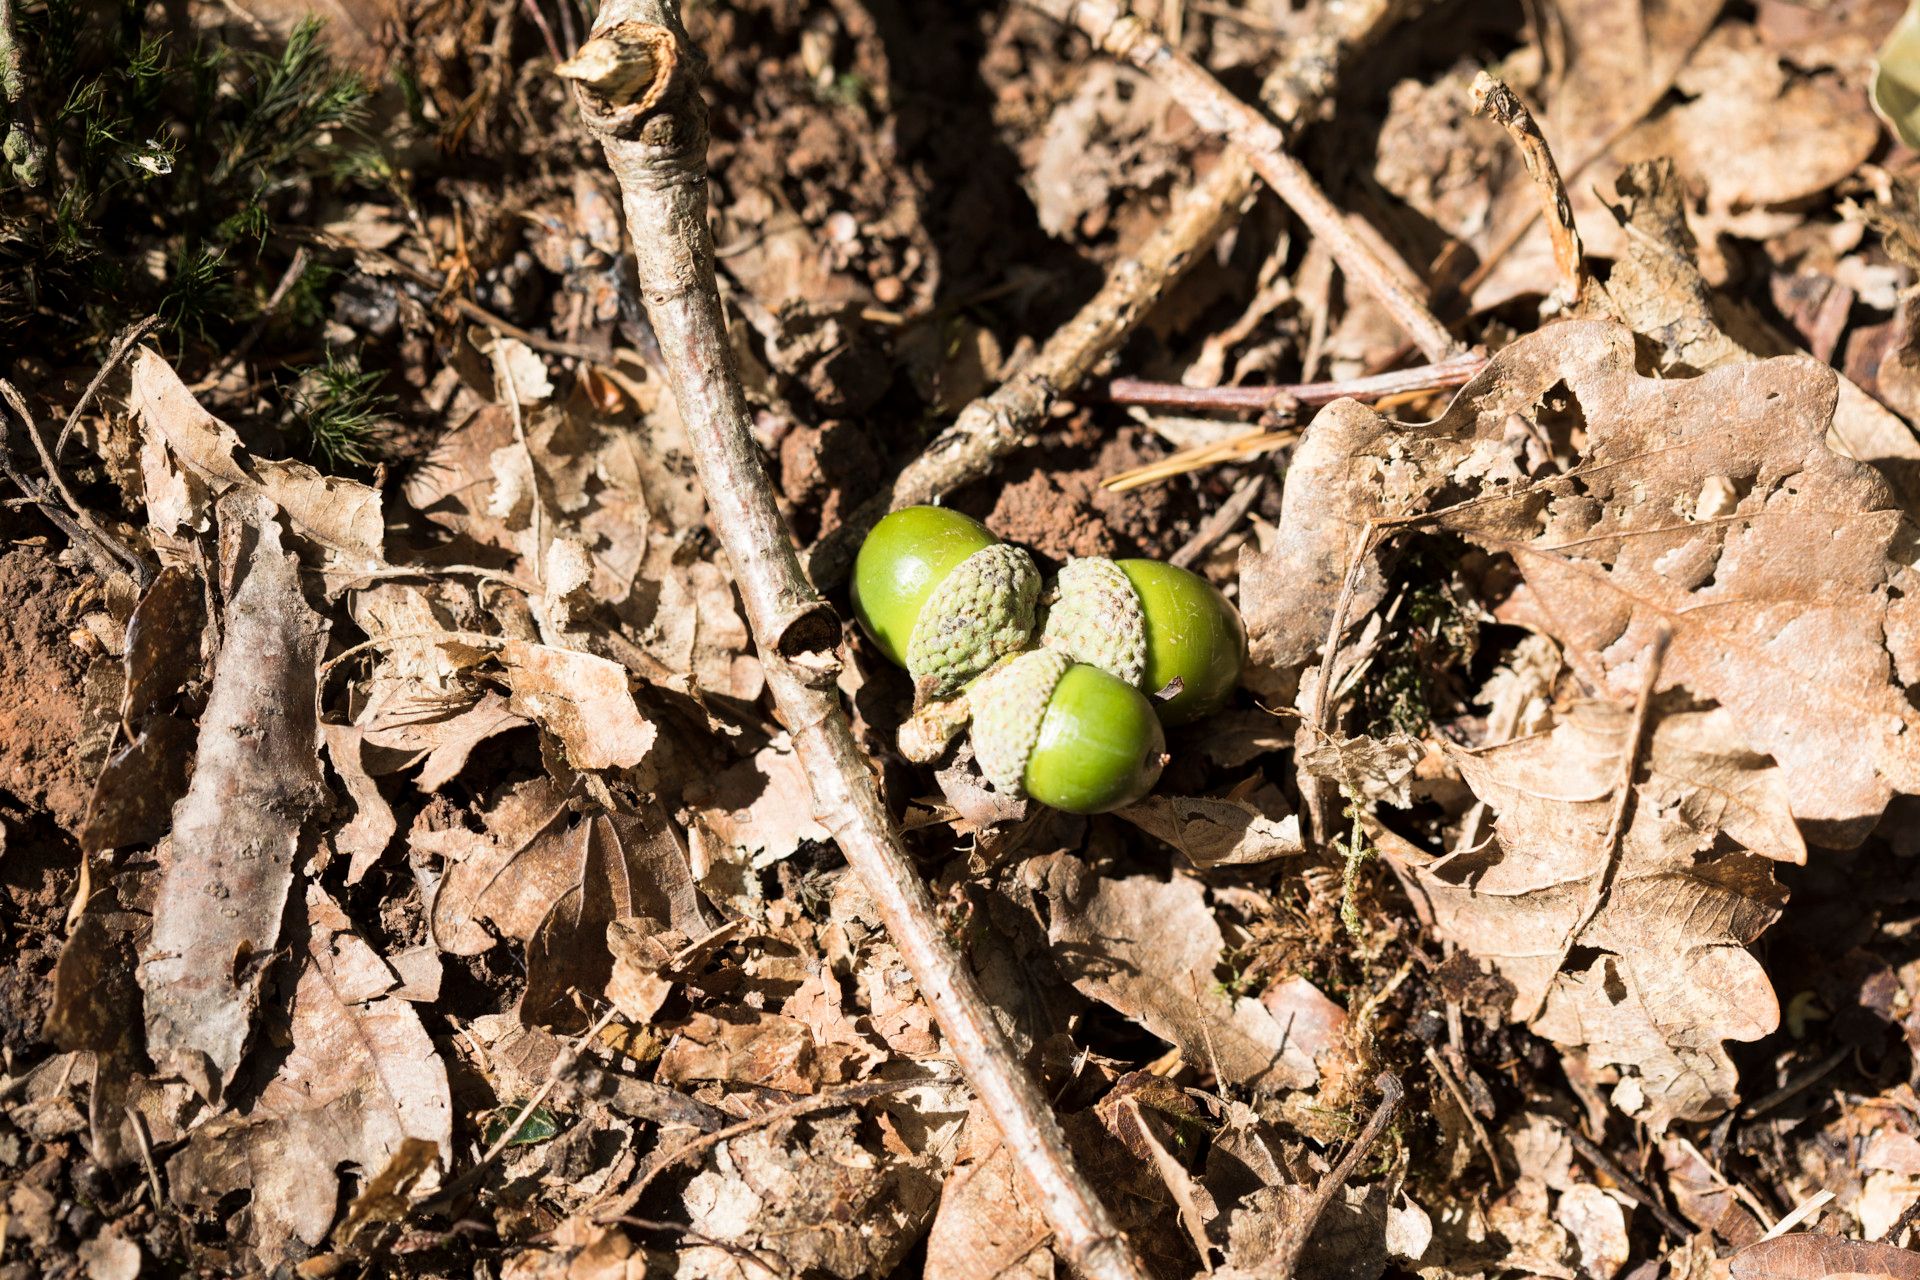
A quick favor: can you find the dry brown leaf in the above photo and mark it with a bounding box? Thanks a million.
[131,349,385,590]
[424,778,705,962]
[678,1102,953,1280]
[658,1009,821,1094]
[1405,699,1795,1126]
[1663,1135,1766,1245]
[1029,64,1180,240]
[1730,1234,1920,1280]
[1555,1183,1632,1280]
[323,722,398,884]
[1296,733,1424,809]
[1615,26,1879,211]
[1601,159,1920,513]
[1032,855,1317,1091]
[499,639,656,771]
[1243,319,1920,844]
[1116,785,1304,868]
[140,493,329,1102]
[1447,0,1723,311]
[924,1105,1055,1280]
[81,565,205,853]
[46,911,143,1168]
[169,887,451,1268]
[421,775,576,955]
[76,1230,141,1280]
[522,809,703,1030]
[690,736,832,871]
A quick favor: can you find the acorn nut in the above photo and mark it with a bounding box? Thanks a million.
[971,648,1166,814]
[851,505,1041,700]
[1039,556,1246,726]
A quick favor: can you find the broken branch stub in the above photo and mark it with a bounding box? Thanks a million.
[563,7,1150,1279]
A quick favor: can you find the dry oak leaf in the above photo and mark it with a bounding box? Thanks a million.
[1615,25,1880,212]
[498,639,656,771]
[1403,698,1797,1126]
[1030,854,1317,1091]
[924,1103,1054,1280]
[140,492,329,1103]
[130,348,385,590]
[424,779,705,962]
[169,887,452,1269]
[1242,319,1920,845]
[1730,1234,1920,1280]
[1116,784,1304,868]
[679,1106,947,1280]
[521,807,705,1032]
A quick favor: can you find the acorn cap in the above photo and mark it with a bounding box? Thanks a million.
[906,542,1040,699]
[969,648,1070,794]
[1039,557,1147,686]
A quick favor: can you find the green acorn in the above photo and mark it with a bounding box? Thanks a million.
[851,506,1041,700]
[1039,557,1245,725]
[970,649,1165,814]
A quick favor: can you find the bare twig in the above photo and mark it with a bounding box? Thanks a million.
[1468,73,1585,304]
[1027,0,1456,362]
[908,155,1255,513]
[1422,1045,1503,1189]
[0,380,151,583]
[1558,1121,1690,1240]
[562,10,1150,1279]
[1546,621,1671,1013]
[429,1005,622,1209]
[808,0,1411,587]
[1169,473,1262,568]
[1103,351,1488,415]
[56,316,163,460]
[605,1079,913,1218]
[1268,1072,1404,1279]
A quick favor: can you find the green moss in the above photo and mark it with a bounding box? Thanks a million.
[290,351,392,470]
[1,8,372,350]
[1361,538,1480,738]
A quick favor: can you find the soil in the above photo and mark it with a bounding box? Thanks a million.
[0,541,96,836]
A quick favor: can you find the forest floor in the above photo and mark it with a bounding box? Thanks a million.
[4,0,1920,1277]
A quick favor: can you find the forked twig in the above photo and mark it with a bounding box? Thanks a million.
[561,9,1149,1279]
[1026,0,1457,362]
[1268,1072,1404,1279]
[808,0,1412,587]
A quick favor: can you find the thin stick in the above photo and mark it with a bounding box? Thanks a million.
[561,11,1150,1279]
[429,1005,622,1209]
[1169,473,1262,568]
[1468,73,1584,304]
[1758,1190,1834,1241]
[1559,1121,1690,1240]
[56,316,162,459]
[0,380,151,583]
[605,1079,912,1217]
[1027,0,1456,363]
[808,0,1409,587]
[1267,1072,1404,1279]
[1422,1045,1503,1189]
[1104,352,1487,416]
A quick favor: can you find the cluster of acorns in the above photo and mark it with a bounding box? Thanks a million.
[850,506,1246,815]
